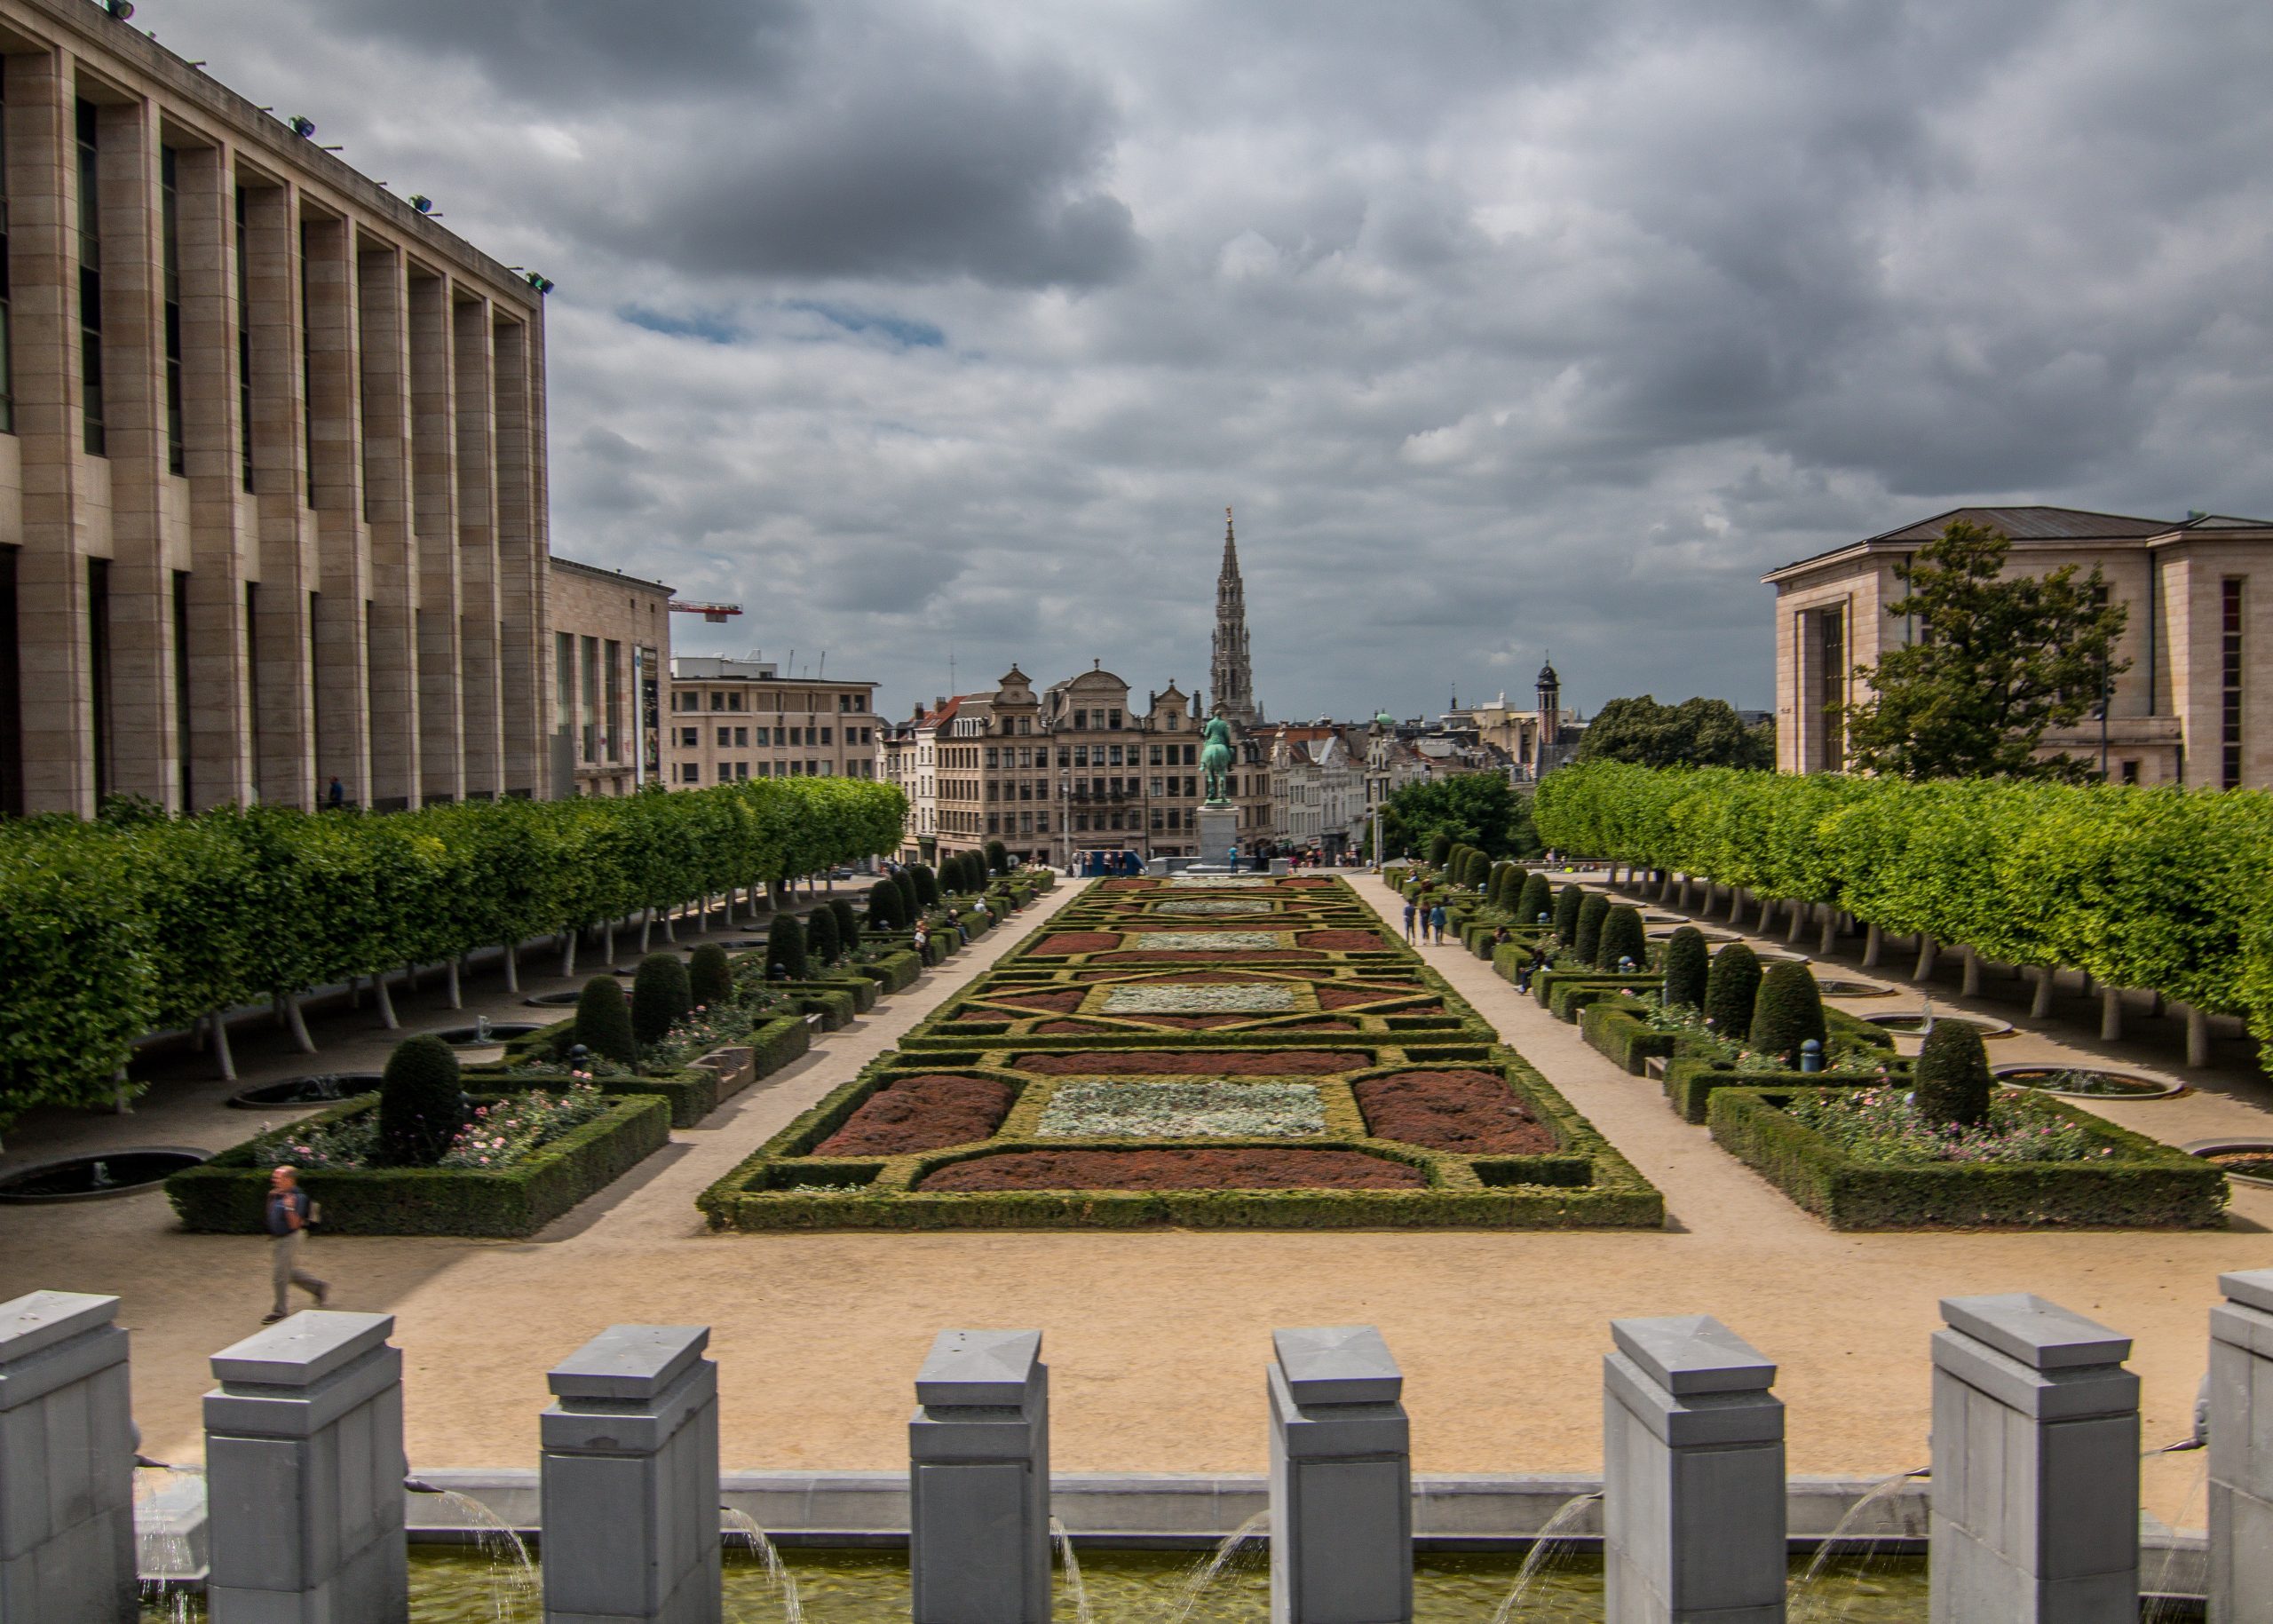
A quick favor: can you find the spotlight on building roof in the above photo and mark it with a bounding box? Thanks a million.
[104,0,135,20]
[288,115,316,139]
[410,195,433,214]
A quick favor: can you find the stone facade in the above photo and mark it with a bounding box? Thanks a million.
[545,556,669,798]
[1765,505,2273,788]
[666,654,878,788]
[0,0,550,816]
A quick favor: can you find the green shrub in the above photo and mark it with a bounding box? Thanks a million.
[630,953,693,1045]
[1596,905,1647,971]
[377,1035,463,1167]
[1574,893,1611,963]
[1748,963,1827,1068]
[986,840,1010,875]
[1553,883,1584,943]
[1427,832,1453,867]
[911,864,941,907]
[829,898,860,953]
[892,868,920,917]
[867,882,907,932]
[804,904,842,965]
[1914,1021,1992,1128]
[1661,926,1709,1010]
[688,944,732,1009]
[766,915,811,981]
[575,977,637,1066]
[1517,873,1553,926]
[1704,943,1762,1042]
[1468,851,1493,891]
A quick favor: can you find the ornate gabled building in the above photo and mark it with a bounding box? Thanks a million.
[1210,508,1260,731]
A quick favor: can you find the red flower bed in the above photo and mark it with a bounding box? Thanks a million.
[1034,1020,1122,1034]
[1035,931,1121,955]
[1079,1014,1358,1031]
[988,989,1084,1013]
[1299,930,1387,949]
[1318,984,1425,1009]
[1093,950,1324,964]
[1072,970,1285,985]
[815,1075,1015,1156]
[1352,1072,1556,1154]
[1016,1050,1369,1075]
[918,1147,1426,1192]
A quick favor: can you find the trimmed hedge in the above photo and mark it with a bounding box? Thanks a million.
[165,1092,671,1237]
[376,1035,463,1167]
[854,947,924,994]
[1707,1087,2228,1229]
[1747,963,1826,1069]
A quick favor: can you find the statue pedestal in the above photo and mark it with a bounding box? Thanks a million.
[1196,804,1242,870]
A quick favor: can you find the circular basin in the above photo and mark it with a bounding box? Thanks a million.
[1816,978,1895,998]
[227,1073,382,1109]
[427,1022,545,1047]
[1863,1011,2016,1039]
[2184,1139,2273,1188]
[1757,950,1811,965]
[523,991,582,1008]
[1649,926,1736,944]
[1995,1065,2182,1101]
[0,1149,209,1202]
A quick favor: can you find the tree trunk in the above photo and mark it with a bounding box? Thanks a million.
[603,921,616,964]
[1818,907,1838,955]
[1786,900,1807,944]
[2186,1005,2212,1068]
[2030,966,2055,1019]
[1960,947,1983,997]
[1913,937,1938,981]
[374,972,400,1031]
[640,910,653,954]
[2100,986,2123,1042]
[502,941,520,994]
[211,1011,237,1083]
[1861,923,1882,968]
[447,961,463,1011]
[561,931,578,978]
[662,906,677,944]
[284,992,317,1054]
[2150,991,2165,1018]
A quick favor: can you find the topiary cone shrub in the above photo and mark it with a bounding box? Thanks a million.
[575,977,637,1066]
[892,868,920,918]
[1661,926,1709,1010]
[805,903,842,965]
[1703,943,1762,1044]
[767,915,811,980]
[1914,1020,1992,1128]
[1747,962,1827,1067]
[1517,873,1553,926]
[377,1034,463,1167]
[866,882,907,932]
[911,864,941,907]
[1597,904,1647,970]
[1554,883,1584,943]
[1427,833,1452,867]
[986,840,1010,875]
[688,944,732,1010]
[829,898,860,953]
[630,953,693,1045]
[1574,893,1612,963]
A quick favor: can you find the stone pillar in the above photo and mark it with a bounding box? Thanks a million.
[1268,1326,1410,1624]
[908,1329,1049,1624]
[493,313,545,797]
[356,242,418,811]
[1602,1315,1785,1624]
[303,213,369,808]
[1928,1294,2137,1623]
[541,1324,719,1624]
[452,294,502,798]
[2209,1268,2273,1622]
[409,272,463,804]
[203,1311,406,1624]
[242,178,318,809]
[0,1291,136,1622]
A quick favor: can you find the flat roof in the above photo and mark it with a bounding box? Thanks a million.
[549,554,673,596]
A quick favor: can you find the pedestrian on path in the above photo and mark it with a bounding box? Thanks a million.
[1402,899,1417,940]
[263,1167,328,1324]
[1428,902,1448,944]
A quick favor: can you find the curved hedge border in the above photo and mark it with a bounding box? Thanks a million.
[0,777,905,1131]
[1534,762,2273,1062]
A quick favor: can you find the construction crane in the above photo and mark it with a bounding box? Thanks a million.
[669,600,743,625]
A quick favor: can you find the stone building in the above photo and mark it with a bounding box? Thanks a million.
[1265,724,1364,857]
[1764,506,2273,787]
[0,0,551,816]
[1441,663,1585,780]
[665,654,878,788]
[545,556,668,797]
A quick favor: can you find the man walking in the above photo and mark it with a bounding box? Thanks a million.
[264,1166,329,1324]
[1402,898,1417,941]
[1428,901,1449,945]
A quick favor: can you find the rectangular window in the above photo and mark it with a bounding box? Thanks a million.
[172,571,192,807]
[729,693,744,712]
[76,101,104,456]
[710,691,725,710]
[2121,759,2141,785]
[161,147,183,475]
[1150,777,1164,796]
[555,631,575,738]
[1108,744,1123,766]
[2222,578,2244,789]
[605,640,623,761]
[1108,709,1122,730]
[1149,745,1161,765]
[1073,745,1088,767]
[580,635,599,763]
[717,726,730,748]
[88,558,111,800]
[986,812,1000,835]
[735,761,749,780]
[734,726,748,747]
[679,727,696,748]
[986,746,999,768]
[1816,604,1847,771]
[820,726,832,745]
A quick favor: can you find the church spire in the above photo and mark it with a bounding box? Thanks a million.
[1211,506,1258,729]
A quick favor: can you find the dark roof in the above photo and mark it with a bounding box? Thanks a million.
[1862,506,2169,544]
[2174,513,2273,530]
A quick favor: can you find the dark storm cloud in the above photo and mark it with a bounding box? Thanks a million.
[162,0,2273,719]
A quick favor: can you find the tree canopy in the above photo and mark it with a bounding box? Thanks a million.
[1844,520,2128,780]
[1572,694,1773,770]
[1381,772,1540,861]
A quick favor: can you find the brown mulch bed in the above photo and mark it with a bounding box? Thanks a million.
[1299,930,1388,949]
[814,1075,1015,1155]
[1318,984,1426,1009]
[1015,1050,1370,1075]
[1077,1014,1358,1031]
[1352,1071,1556,1154]
[1035,932,1121,955]
[917,1147,1426,1192]
[1072,970,1283,986]
[988,989,1085,1013]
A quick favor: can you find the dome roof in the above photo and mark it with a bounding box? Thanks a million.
[1536,661,1560,686]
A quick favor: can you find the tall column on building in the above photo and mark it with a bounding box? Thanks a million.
[1536,657,1562,749]
[1211,507,1257,730]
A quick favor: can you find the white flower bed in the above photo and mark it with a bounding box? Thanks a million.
[1037,1081,1326,1139]
[1166,874,1271,888]
[1156,899,1274,916]
[1102,984,1298,1015]
[1129,931,1281,952]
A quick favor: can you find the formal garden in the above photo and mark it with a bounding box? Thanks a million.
[697,874,1660,1229]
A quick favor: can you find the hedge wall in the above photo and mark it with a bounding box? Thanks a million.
[0,777,906,1131]
[1533,761,2273,1063]
[1706,1087,2227,1230]
[164,1091,671,1237]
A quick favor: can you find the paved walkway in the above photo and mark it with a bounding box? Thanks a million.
[2,875,2262,1525]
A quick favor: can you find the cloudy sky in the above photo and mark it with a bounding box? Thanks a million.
[161,0,2273,722]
